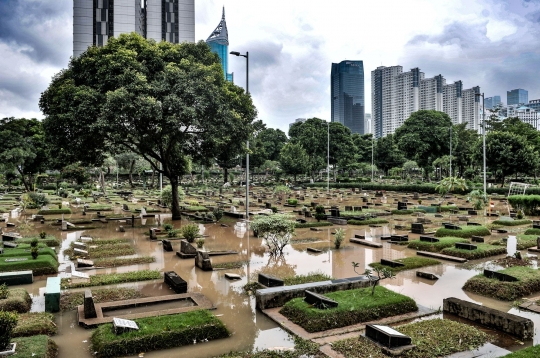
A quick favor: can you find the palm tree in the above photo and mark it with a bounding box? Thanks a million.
[435,176,468,197]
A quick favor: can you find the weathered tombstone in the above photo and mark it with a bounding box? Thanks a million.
[225,273,241,280]
[164,271,187,293]
[84,290,97,319]
[416,271,439,280]
[195,250,213,271]
[304,290,338,309]
[471,236,484,243]
[77,259,94,268]
[411,223,424,234]
[483,269,519,282]
[258,273,284,287]
[381,259,405,268]
[455,242,477,250]
[118,225,125,232]
[122,204,130,211]
[162,239,173,252]
[149,228,157,240]
[397,202,407,210]
[73,242,87,249]
[419,236,439,243]
[113,317,139,335]
[45,277,61,313]
[365,324,412,348]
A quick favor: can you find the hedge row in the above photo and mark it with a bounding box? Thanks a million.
[507,195,540,215]
[37,208,72,215]
[0,289,32,313]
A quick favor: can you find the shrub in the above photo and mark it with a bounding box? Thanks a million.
[213,207,223,221]
[369,257,441,273]
[180,224,199,243]
[61,270,161,289]
[492,219,531,226]
[160,185,185,210]
[348,218,389,225]
[166,229,178,238]
[0,289,32,313]
[434,225,490,238]
[37,208,72,215]
[0,310,18,350]
[250,214,296,256]
[12,312,57,337]
[441,244,507,260]
[196,238,205,248]
[31,247,39,259]
[314,205,326,222]
[12,335,58,358]
[287,199,298,206]
[294,221,333,228]
[0,284,8,299]
[507,195,540,215]
[25,192,50,209]
[163,223,173,231]
[30,238,39,248]
[334,228,345,249]
[391,209,426,215]
[39,231,46,239]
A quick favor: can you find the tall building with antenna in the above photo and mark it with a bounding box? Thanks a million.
[206,8,233,82]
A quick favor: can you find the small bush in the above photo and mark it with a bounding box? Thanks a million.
[196,238,205,248]
[181,224,199,243]
[213,207,223,221]
[334,228,345,249]
[287,199,298,205]
[492,219,532,226]
[369,257,441,273]
[0,284,8,299]
[61,270,161,289]
[39,231,46,239]
[524,228,540,235]
[441,243,507,260]
[0,310,18,350]
[12,312,57,337]
[348,218,389,226]
[12,335,58,358]
[391,209,426,215]
[163,223,173,231]
[30,238,39,248]
[407,237,469,252]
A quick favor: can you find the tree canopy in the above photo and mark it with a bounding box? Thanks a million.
[40,33,257,219]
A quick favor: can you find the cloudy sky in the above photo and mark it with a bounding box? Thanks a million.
[1,0,540,132]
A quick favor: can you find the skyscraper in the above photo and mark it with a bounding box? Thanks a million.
[485,96,502,109]
[73,0,195,58]
[206,8,233,82]
[507,89,528,106]
[331,61,365,134]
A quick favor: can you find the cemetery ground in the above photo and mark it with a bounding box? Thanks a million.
[1,184,540,357]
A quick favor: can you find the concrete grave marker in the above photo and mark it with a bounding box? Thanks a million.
[113,317,139,335]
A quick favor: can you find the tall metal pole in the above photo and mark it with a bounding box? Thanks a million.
[159,163,162,196]
[327,122,330,194]
[482,93,486,196]
[371,135,374,181]
[245,52,249,220]
[449,127,452,178]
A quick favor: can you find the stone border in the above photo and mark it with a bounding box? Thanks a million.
[77,292,214,328]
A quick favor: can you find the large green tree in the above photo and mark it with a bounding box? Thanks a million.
[40,33,257,219]
[0,118,49,191]
[451,123,479,177]
[374,134,405,175]
[256,128,288,162]
[394,110,453,179]
[279,142,309,182]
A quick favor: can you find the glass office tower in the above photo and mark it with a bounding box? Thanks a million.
[331,61,365,134]
[206,8,233,82]
[507,89,528,106]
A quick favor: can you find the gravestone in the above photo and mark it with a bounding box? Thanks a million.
[444,223,461,230]
[45,277,61,313]
[483,269,518,282]
[416,271,439,280]
[73,242,87,249]
[397,202,407,210]
[354,234,365,239]
[381,259,405,268]
[84,290,97,319]
[113,317,139,335]
[118,226,125,232]
[177,239,198,259]
[77,259,94,268]
[149,228,157,240]
[455,242,477,250]
[390,235,408,242]
[471,236,485,243]
[73,248,88,256]
[195,250,213,271]
[468,210,478,215]
[365,324,412,348]
[258,273,284,287]
[304,290,338,309]
[419,236,439,243]
[164,271,187,293]
[162,239,173,252]
[0,271,33,285]
[122,204,130,211]
[411,223,424,234]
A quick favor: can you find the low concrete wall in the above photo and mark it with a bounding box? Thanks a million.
[443,297,534,340]
[256,276,371,310]
[0,270,33,285]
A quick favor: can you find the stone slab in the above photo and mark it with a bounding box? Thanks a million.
[164,271,187,294]
[304,290,338,309]
[349,238,382,248]
[416,271,439,280]
[417,251,467,263]
[0,270,33,285]
[45,277,61,313]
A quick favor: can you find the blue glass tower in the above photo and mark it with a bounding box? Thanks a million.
[331,61,365,134]
[507,89,528,106]
[206,8,233,82]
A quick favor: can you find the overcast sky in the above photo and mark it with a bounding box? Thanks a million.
[1,0,540,132]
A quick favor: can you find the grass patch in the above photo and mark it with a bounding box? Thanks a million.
[0,288,32,313]
[294,221,333,228]
[16,236,60,247]
[65,242,135,259]
[407,237,469,252]
[441,243,507,260]
[331,318,489,358]
[0,250,58,276]
[440,205,460,212]
[348,218,389,226]
[524,228,540,235]
[218,336,325,358]
[12,312,57,337]
[491,235,539,250]
[492,219,532,226]
[502,345,540,357]
[61,269,161,289]
[391,209,426,215]
[213,260,248,270]
[60,288,146,311]
[85,205,112,211]
[91,310,229,358]
[283,272,332,286]
[279,286,417,333]
[463,266,540,300]
[37,208,72,215]
[182,205,208,212]
[435,225,491,238]
[369,257,440,273]
[11,335,58,358]
[93,256,155,267]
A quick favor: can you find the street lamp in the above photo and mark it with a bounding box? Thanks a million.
[230,51,250,219]
[327,121,330,194]
[449,127,452,178]
[475,92,487,196]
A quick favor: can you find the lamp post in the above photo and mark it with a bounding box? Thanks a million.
[449,127,452,178]
[327,121,330,194]
[230,51,249,219]
[475,92,487,196]
[371,135,374,182]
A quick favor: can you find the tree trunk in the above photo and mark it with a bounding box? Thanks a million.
[169,176,181,220]
[223,167,229,184]
[17,168,31,192]
[128,160,135,188]
[150,169,155,189]
[99,168,106,194]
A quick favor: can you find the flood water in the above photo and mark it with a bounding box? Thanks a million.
[3,189,540,357]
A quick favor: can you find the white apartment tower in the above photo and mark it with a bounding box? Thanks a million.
[372,66,481,137]
[73,0,195,58]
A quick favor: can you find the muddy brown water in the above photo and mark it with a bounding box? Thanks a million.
[2,190,540,357]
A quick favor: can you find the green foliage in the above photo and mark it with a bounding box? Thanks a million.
[441,243,507,260]
[196,238,205,248]
[469,189,487,210]
[492,219,532,226]
[332,319,489,358]
[60,270,161,289]
[25,192,50,209]
[280,286,417,333]
[60,288,145,312]
[334,228,345,249]
[0,288,32,313]
[287,198,298,205]
[61,163,89,185]
[0,310,18,350]
[374,134,406,175]
[434,225,490,238]
[160,185,185,210]
[435,176,468,196]
[273,185,291,196]
[93,256,155,268]
[91,310,229,358]
[391,209,426,215]
[369,257,441,273]
[166,229,178,238]
[31,246,39,259]
[12,312,57,337]
[282,272,332,286]
[508,195,540,215]
[524,228,540,235]
[0,283,8,299]
[36,208,72,215]
[0,250,58,276]
[354,262,396,295]
[39,231,46,239]
[250,214,296,256]
[314,204,326,222]
[30,238,39,248]
[463,266,540,301]
[180,224,199,243]
[163,223,173,231]
[501,345,540,357]
[279,143,309,181]
[407,237,469,252]
[347,218,389,225]
[213,207,224,221]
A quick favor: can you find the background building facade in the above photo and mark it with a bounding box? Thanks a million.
[485,95,502,109]
[73,0,195,58]
[372,65,481,137]
[507,88,528,106]
[206,8,233,82]
[331,61,365,134]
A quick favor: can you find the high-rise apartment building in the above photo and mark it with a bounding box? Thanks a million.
[485,96,502,109]
[507,89,528,106]
[372,65,481,137]
[331,61,365,134]
[73,0,195,58]
[528,99,540,112]
[206,8,233,82]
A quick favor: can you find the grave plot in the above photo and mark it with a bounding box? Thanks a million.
[0,288,32,313]
[463,266,540,301]
[440,242,507,260]
[369,257,441,273]
[0,245,59,275]
[407,236,469,252]
[435,225,491,238]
